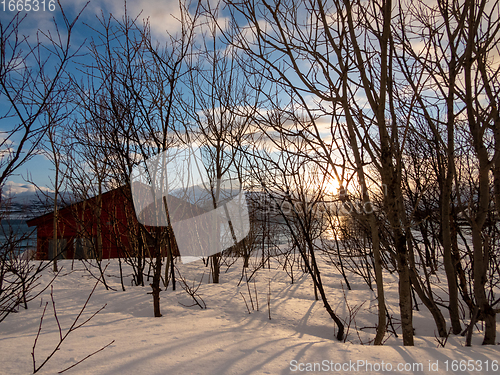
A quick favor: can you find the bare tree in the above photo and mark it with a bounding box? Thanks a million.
[182,8,260,282]
[0,5,85,193]
[219,0,388,344]
[0,1,85,323]
[235,109,346,340]
[459,0,500,345]
[395,0,500,344]
[219,0,500,346]
[69,1,201,317]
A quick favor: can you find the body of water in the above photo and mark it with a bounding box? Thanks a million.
[0,219,37,256]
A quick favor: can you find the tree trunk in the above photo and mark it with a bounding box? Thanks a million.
[52,201,58,273]
[408,269,447,337]
[211,253,220,284]
[370,211,386,345]
[441,47,462,335]
[395,233,414,346]
[472,226,496,345]
[442,211,462,334]
[308,244,344,341]
[151,233,163,317]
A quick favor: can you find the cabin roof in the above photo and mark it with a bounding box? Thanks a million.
[26,187,128,227]
[26,185,209,228]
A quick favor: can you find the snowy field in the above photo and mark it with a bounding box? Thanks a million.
[1,256,499,375]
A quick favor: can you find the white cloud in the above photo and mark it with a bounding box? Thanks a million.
[1,181,53,196]
[106,0,187,39]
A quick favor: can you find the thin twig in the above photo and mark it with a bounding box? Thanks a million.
[245,269,254,310]
[240,292,251,314]
[31,302,48,374]
[58,340,115,374]
[50,286,63,341]
[254,278,259,311]
[268,280,271,320]
[32,265,110,373]
[175,266,206,309]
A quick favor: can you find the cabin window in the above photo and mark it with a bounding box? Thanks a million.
[74,238,94,259]
[48,239,68,260]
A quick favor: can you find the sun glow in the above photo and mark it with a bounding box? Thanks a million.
[323,176,341,196]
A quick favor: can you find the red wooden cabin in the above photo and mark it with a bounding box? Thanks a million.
[26,185,203,261]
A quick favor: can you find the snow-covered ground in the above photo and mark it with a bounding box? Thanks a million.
[1,256,499,374]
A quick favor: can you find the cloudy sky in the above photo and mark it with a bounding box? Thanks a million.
[1,0,336,198]
[0,0,200,196]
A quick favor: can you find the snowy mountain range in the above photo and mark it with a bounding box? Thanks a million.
[1,190,74,220]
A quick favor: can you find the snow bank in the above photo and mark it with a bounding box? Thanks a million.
[0,258,498,374]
